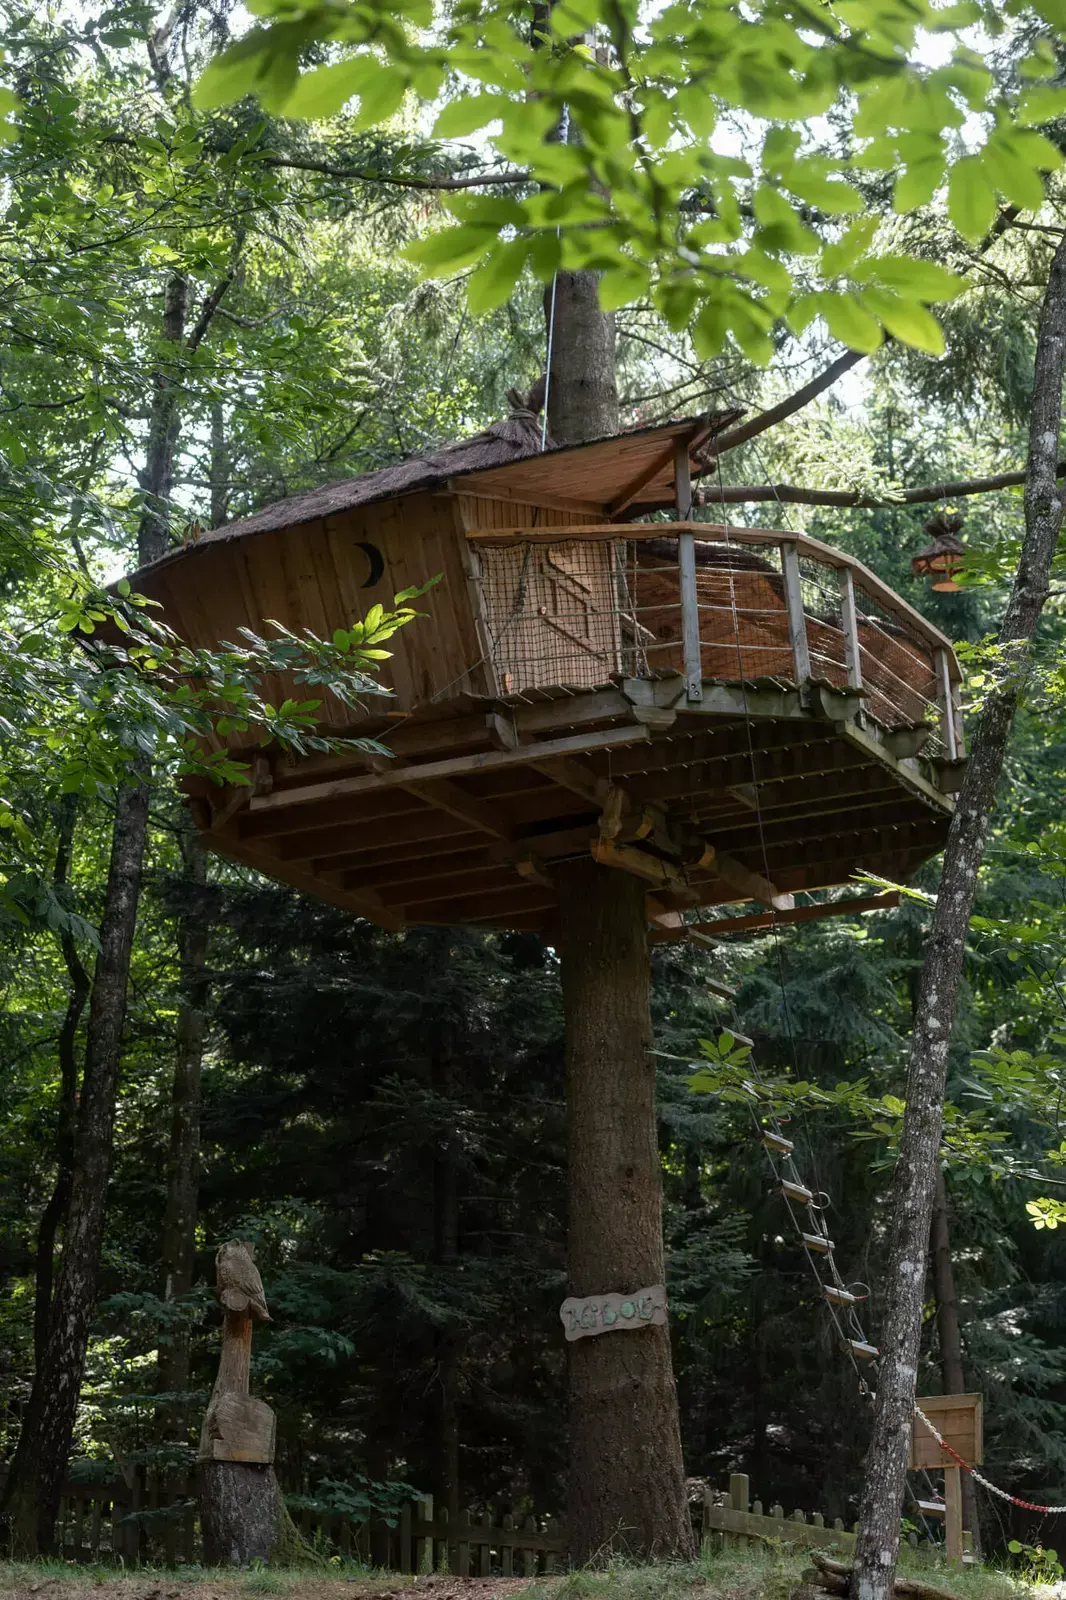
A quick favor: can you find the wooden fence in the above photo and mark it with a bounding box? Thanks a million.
[0,1471,565,1571]
[2,1467,958,1569]
[701,1474,967,1561]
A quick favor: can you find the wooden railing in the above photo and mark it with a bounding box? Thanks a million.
[469,522,965,761]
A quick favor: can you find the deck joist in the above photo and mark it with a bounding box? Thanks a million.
[184,675,958,937]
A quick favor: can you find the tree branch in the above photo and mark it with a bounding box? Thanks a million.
[711,346,869,457]
[697,461,1065,509]
[257,155,529,191]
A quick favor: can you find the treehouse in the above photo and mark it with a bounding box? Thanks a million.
[129,410,965,936]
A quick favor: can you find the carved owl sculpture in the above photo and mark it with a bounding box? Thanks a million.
[215,1239,270,1323]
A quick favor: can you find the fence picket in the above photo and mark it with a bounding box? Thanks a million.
[522,1514,537,1576]
[502,1514,514,1576]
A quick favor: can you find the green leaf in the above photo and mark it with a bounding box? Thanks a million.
[947,156,996,240]
[281,60,374,120]
[859,255,966,302]
[893,157,944,212]
[982,139,1046,211]
[192,36,269,111]
[433,93,511,139]
[116,578,131,598]
[814,292,884,354]
[860,289,946,356]
[466,237,529,313]
[1018,85,1066,125]
[403,225,495,272]
[597,262,651,311]
[820,218,878,279]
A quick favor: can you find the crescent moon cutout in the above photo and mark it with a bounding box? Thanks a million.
[355,541,385,589]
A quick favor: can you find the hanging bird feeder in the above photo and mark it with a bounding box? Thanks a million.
[911,511,966,592]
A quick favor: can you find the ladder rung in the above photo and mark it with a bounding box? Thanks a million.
[801,1232,834,1254]
[780,1180,814,1205]
[705,976,738,999]
[762,1131,794,1155]
[824,1285,860,1307]
[845,1339,879,1361]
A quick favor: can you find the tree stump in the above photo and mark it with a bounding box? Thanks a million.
[198,1241,284,1566]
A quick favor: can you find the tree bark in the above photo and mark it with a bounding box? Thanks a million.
[32,797,90,1373]
[929,1171,980,1554]
[158,825,209,1426]
[3,777,151,1554]
[851,232,1066,1600]
[2,271,198,1554]
[555,861,693,1561]
[545,272,618,445]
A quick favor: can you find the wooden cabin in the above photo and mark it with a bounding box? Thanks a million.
[127,411,966,936]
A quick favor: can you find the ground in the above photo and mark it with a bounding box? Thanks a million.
[0,1547,1038,1600]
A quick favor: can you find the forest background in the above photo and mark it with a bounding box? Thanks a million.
[2,0,1066,1563]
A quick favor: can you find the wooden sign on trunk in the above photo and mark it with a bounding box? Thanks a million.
[560,1284,667,1341]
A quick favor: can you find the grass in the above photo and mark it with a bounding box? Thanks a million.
[0,1544,1048,1600]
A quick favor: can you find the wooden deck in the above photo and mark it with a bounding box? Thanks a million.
[185,673,959,935]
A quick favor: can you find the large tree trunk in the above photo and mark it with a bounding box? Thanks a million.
[555,862,693,1561]
[851,233,1066,1600]
[546,257,690,1559]
[158,825,209,1426]
[2,274,192,1554]
[545,272,618,445]
[929,1171,980,1554]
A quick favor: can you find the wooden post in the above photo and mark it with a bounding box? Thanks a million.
[675,441,702,703]
[781,541,812,684]
[839,567,863,691]
[417,1494,434,1574]
[502,1513,514,1577]
[730,1473,749,1552]
[399,1500,414,1573]
[456,1507,471,1577]
[943,1467,963,1564]
[936,647,960,760]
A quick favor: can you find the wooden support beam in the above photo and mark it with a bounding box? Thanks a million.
[252,725,652,814]
[400,778,513,840]
[590,837,689,888]
[714,850,793,911]
[531,755,610,808]
[206,831,406,933]
[650,891,902,941]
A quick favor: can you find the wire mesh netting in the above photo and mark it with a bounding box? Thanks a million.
[477,535,947,740]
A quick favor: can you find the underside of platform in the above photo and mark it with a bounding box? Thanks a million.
[184,674,959,937]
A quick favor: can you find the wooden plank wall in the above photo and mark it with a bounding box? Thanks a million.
[145,493,488,734]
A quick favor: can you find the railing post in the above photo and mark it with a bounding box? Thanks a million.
[838,566,863,691]
[675,439,702,703]
[780,540,811,684]
[936,647,959,760]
